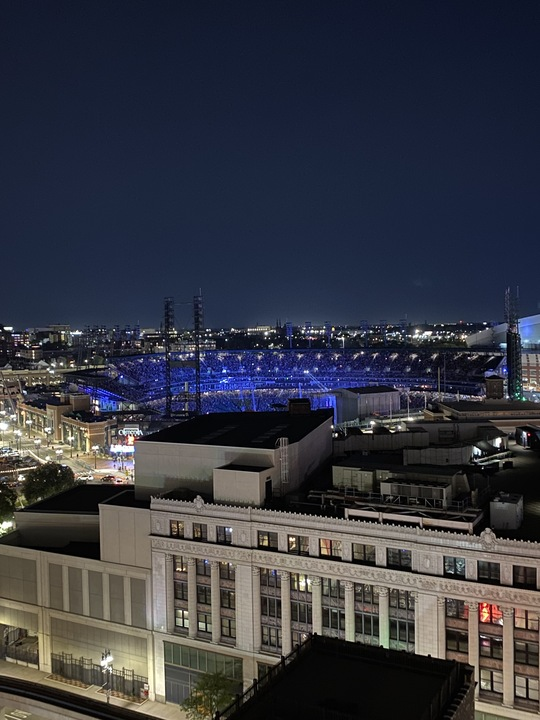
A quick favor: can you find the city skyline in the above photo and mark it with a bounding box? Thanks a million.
[2,1,539,328]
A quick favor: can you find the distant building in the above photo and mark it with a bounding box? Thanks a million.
[330,385,400,423]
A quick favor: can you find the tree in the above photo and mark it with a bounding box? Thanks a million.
[182,672,236,720]
[0,484,17,519]
[22,462,76,504]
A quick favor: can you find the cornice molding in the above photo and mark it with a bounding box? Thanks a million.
[150,538,540,608]
[149,500,540,558]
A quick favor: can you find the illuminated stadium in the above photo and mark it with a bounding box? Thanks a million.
[69,349,504,416]
[466,313,540,348]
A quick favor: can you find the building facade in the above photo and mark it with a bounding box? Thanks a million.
[0,410,539,719]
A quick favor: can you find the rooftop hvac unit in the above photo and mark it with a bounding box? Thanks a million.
[490,493,523,530]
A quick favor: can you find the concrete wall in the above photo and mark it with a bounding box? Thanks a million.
[134,441,276,499]
[100,504,151,569]
[404,445,473,465]
[213,467,277,506]
[14,512,100,547]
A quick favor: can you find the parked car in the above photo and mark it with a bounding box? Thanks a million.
[76,472,94,483]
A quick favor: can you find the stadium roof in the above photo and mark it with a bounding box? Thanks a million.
[138,410,333,449]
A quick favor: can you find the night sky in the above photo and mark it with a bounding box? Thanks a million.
[2,1,539,330]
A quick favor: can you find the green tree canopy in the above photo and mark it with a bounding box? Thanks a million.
[0,484,18,519]
[182,672,236,720]
[22,462,76,504]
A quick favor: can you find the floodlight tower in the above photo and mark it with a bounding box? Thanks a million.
[164,297,175,417]
[193,292,204,415]
[505,287,523,401]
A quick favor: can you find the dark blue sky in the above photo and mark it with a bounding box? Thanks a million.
[2,1,539,329]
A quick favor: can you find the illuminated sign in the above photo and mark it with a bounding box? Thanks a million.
[110,444,135,454]
[118,428,143,437]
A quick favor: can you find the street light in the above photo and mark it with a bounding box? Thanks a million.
[34,438,41,458]
[55,449,63,463]
[25,419,33,437]
[0,422,7,443]
[92,445,99,469]
[100,649,113,703]
[44,427,53,446]
[14,430,22,451]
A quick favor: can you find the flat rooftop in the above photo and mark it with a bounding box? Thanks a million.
[17,485,139,514]
[229,635,473,720]
[438,399,540,415]
[344,385,398,395]
[138,410,333,449]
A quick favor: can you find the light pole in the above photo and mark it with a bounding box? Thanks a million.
[44,427,52,446]
[34,438,41,458]
[68,435,74,458]
[55,448,63,463]
[14,430,21,451]
[100,649,113,703]
[25,419,32,437]
[92,445,99,469]
[0,422,7,443]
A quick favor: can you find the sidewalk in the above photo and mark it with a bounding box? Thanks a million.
[0,659,186,720]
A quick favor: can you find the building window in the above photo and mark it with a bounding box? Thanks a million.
[387,548,412,570]
[288,534,309,556]
[219,562,236,581]
[319,538,342,559]
[322,578,344,599]
[479,602,503,625]
[170,520,184,538]
[175,609,189,629]
[197,585,211,605]
[444,556,465,578]
[354,613,379,641]
[445,599,468,619]
[174,581,188,601]
[217,526,232,545]
[290,574,312,593]
[258,531,278,551]
[322,608,345,631]
[389,589,415,610]
[513,565,536,589]
[193,523,208,542]
[480,669,503,695]
[446,630,468,654]
[515,675,539,702]
[196,559,212,577]
[515,608,539,631]
[480,635,503,660]
[354,584,379,605]
[221,618,236,639]
[291,601,312,625]
[174,556,187,573]
[220,589,235,610]
[477,561,500,584]
[389,619,414,651]
[262,626,281,649]
[292,630,311,647]
[197,613,212,633]
[260,568,281,588]
[352,543,376,565]
[515,641,539,667]
[261,597,281,619]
